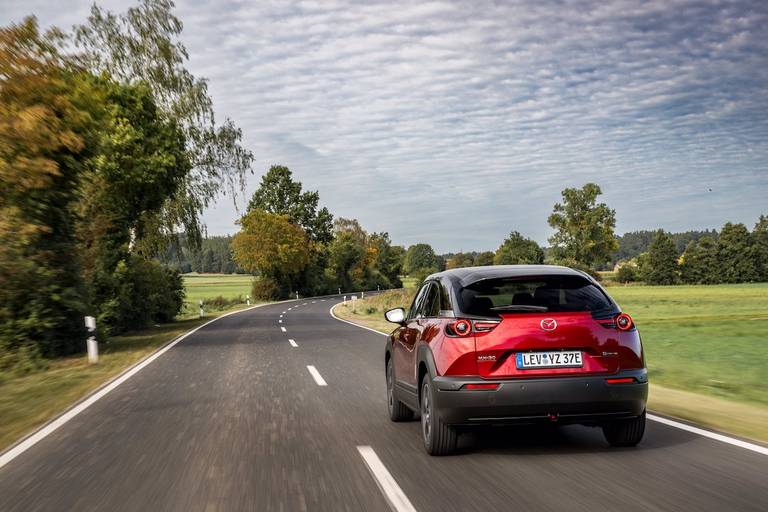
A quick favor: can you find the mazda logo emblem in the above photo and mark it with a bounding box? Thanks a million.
[540,318,557,331]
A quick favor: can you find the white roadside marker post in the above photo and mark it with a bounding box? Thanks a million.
[343,295,347,304]
[84,316,98,364]
[246,295,251,305]
[199,300,204,318]
[338,287,341,295]
[362,291,365,299]
[296,291,299,300]
[352,295,357,313]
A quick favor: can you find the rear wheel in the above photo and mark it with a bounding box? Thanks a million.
[387,359,413,421]
[602,410,646,447]
[421,374,458,455]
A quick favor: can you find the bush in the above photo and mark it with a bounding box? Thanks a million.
[251,277,278,301]
[616,264,638,283]
[410,267,438,286]
[96,257,185,334]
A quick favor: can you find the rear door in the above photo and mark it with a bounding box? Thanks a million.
[464,275,624,378]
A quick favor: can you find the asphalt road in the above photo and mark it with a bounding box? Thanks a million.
[1,297,767,511]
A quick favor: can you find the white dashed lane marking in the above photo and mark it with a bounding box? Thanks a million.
[288,339,298,348]
[306,365,327,386]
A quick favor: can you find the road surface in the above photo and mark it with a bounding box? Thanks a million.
[1,297,767,511]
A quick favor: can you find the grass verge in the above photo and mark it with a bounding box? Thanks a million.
[334,286,768,443]
[0,305,250,453]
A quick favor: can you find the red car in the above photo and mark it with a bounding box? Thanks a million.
[384,265,647,455]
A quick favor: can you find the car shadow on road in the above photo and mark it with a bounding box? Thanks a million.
[457,422,694,456]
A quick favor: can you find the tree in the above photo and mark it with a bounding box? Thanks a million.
[473,251,495,266]
[753,215,768,282]
[231,210,310,293]
[368,232,403,288]
[247,165,333,244]
[616,264,638,283]
[679,236,718,284]
[327,223,367,291]
[0,18,93,358]
[548,183,618,268]
[404,244,442,274]
[494,231,544,265]
[446,252,474,269]
[75,0,254,250]
[717,222,758,283]
[646,230,678,285]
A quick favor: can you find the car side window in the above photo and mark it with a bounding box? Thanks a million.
[439,281,454,317]
[422,282,440,318]
[407,284,430,320]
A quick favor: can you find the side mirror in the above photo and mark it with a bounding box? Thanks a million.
[384,307,406,325]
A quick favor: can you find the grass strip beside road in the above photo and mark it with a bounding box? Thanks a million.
[0,305,251,453]
[334,286,768,443]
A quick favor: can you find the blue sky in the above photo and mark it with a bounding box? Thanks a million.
[3,0,767,253]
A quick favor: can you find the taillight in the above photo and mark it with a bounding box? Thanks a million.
[472,320,500,333]
[606,377,636,384]
[447,319,472,337]
[616,313,634,331]
[462,383,499,390]
[445,319,500,337]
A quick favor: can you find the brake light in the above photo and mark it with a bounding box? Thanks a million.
[472,320,500,333]
[615,313,634,331]
[462,383,499,390]
[447,319,472,337]
[606,377,635,384]
[446,318,500,337]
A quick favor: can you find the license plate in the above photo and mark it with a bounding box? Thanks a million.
[516,351,582,369]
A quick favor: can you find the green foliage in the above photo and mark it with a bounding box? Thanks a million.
[404,244,442,274]
[717,223,759,283]
[646,230,679,285]
[251,278,278,301]
[247,165,333,244]
[446,252,475,269]
[368,232,404,288]
[680,236,719,284]
[614,229,718,263]
[411,267,439,285]
[473,251,495,266]
[548,183,618,268]
[754,215,768,282]
[96,257,184,333]
[494,231,544,265]
[231,209,310,284]
[616,264,639,283]
[0,18,91,357]
[75,0,254,250]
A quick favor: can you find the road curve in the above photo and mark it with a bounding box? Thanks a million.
[1,297,767,511]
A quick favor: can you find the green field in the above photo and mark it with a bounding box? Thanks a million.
[182,273,254,302]
[606,283,768,405]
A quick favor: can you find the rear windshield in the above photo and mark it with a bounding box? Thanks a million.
[457,275,614,317]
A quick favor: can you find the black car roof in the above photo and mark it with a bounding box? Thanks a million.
[427,265,590,288]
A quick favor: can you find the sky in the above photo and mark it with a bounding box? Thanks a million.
[3,0,767,253]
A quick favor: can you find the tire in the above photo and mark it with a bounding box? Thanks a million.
[602,410,646,447]
[420,374,458,455]
[387,359,413,422]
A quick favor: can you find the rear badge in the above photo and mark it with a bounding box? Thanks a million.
[540,318,557,331]
[477,354,496,362]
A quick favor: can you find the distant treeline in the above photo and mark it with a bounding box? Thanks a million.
[612,229,719,265]
[158,236,246,274]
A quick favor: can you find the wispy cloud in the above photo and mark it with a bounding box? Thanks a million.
[4,0,767,251]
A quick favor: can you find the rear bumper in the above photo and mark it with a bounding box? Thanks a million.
[432,369,648,426]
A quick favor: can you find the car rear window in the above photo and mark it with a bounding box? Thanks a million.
[457,275,614,317]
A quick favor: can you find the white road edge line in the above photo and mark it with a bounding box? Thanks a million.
[330,304,768,457]
[288,339,298,348]
[329,303,388,336]
[357,445,417,512]
[280,326,287,332]
[0,303,276,470]
[279,319,283,323]
[306,365,327,386]
[646,414,768,456]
